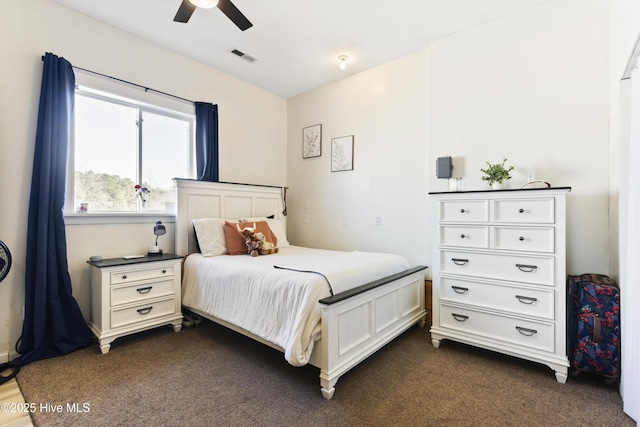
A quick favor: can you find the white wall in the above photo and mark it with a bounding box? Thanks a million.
[287,51,430,267]
[0,0,287,360]
[428,0,610,275]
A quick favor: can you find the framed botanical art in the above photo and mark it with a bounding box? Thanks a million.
[302,124,322,159]
[331,135,354,172]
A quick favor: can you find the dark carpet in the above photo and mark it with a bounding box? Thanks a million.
[16,320,633,426]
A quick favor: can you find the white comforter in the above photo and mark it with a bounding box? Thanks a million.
[181,246,410,366]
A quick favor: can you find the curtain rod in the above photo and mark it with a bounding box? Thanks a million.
[57,60,195,105]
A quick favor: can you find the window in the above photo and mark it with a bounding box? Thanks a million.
[70,86,195,214]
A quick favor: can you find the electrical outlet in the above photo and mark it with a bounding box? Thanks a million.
[341,216,348,226]
[303,215,309,224]
[303,200,309,209]
[376,216,382,225]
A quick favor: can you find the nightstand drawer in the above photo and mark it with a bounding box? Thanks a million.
[441,250,555,286]
[440,277,554,320]
[491,198,554,224]
[110,265,175,285]
[492,226,555,253]
[440,226,489,248]
[111,279,175,307]
[111,297,176,329]
[440,200,489,223]
[440,304,554,353]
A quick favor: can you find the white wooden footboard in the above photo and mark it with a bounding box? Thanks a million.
[314,266,427,399]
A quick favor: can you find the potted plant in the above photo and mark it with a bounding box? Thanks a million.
[480,158,514,190]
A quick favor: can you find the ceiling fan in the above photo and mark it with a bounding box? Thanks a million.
[173,0,253,31]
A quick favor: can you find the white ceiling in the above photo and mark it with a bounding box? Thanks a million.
[52,0,550,98]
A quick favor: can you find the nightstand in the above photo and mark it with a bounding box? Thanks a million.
[87,253,184,354]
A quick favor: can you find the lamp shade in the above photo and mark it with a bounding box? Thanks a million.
[154,221,166,236]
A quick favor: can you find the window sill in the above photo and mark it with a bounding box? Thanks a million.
[64,212,176,225]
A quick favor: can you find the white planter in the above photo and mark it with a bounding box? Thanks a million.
[491,182,503,190]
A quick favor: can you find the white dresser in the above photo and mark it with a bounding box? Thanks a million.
[88,254,183,354]
[429,187,571,383]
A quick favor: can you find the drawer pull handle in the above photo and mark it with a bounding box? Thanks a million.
[452,313,469,322]
[519,208,525,213]
[460,234,466,239]
[452,258,469,266]
[136,307,153,315]
[122,275,128,280]
[516,295,537,304]
[136,286,152,294]
[460,209,466,213]
[162,269,167,274]
[516,326,538,336]
[519,236,525,241]
[452,286,469,294]
[516,264,537,272]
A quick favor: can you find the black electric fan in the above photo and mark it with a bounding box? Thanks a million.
[0,240,10,283]
[0,240,17,384]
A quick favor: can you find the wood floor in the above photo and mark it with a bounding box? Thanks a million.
[0,377,33,427]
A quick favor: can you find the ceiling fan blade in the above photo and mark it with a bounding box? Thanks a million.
[174,0,196,23]
[217,0,253,31]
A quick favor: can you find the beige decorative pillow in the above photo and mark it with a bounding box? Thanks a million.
[192,218,237,256]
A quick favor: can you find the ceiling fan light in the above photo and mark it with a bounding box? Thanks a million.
[338,55,349,70]
[189,0,219,9]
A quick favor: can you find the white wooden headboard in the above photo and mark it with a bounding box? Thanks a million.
[174,179,286,256]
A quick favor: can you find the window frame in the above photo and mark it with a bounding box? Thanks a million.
[66,85,196,220]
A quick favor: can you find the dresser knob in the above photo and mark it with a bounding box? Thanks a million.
[162,269,167,274]
[460,234,466,239]
[460,209,465,213]
[519,236,525,241]
[122,275,127,279]
[519,208,525,213]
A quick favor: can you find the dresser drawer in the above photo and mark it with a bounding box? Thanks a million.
[440,226,489,248]
[111,297,176,329]
[492,226,555,253]
[440,277,554,320]
[110,265,175,285]
[111,279,175,307]
[491,198,554,224]
[440,200,489,223]
[439,304,554,353]
[441,250,555,286]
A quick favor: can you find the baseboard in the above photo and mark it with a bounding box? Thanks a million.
[0,348,20,364]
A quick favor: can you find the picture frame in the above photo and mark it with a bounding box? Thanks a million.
[331,135,354,172]
[302,124,322,159]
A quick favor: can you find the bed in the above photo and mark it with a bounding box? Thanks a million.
[175,179,427,399]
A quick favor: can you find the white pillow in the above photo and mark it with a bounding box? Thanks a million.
[192,218,238,256]
[240,217,290,248]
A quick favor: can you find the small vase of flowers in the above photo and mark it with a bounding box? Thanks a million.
[135,184,150,212]
[480,158,514,190]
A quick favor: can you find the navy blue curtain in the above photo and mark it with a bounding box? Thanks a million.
[195,102,219,181]
[14,52,92,367]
